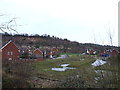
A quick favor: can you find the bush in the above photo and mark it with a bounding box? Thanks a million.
[20,52,29,58]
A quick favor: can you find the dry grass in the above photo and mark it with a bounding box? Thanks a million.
[2,55,120,88]
[2,59,35,88]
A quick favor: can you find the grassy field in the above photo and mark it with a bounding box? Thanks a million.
[2,54,120,88]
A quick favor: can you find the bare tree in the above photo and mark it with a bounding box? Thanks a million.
[104,25,115,46]
[90,30,98,44]
[0,18,19,34]
[93,32,97,44]
[0,14,20,34]
[99,31,107,45]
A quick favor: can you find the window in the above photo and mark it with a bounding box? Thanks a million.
[11,52,13,55]
[7,52,10,55]
[7,51,13,55]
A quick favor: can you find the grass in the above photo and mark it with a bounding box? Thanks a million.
[2,60,34,88]
[93,56,120,88]
[32,55,95,79]
[59,53,80,57]
[2,55,120,88]
[30,55,99,88]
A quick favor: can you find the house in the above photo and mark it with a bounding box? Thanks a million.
[45,47,59,58]
[26,48,34,58]
[51,47,58,57]
[111,49,119,56]
[20,47,27,54]
[33,49,43,57]
[100,49,119,57]
[106,49,112,55]
[86,49,89,54]
[45,48,52,58]
[19,46,35,59]
[33,49,44,61]
[1,40,20,61]
[86,49,96,55]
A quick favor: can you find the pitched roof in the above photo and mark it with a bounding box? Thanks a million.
[0,40,19,50]
[33,48,43,54]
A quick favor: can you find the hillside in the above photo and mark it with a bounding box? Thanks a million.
[1,33,120,88]
[1,33,119,54]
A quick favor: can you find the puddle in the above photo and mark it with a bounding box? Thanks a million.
[91,59,107,67]
[60,64,69,67]
[51,64,76,71]
[51,67,76,71]
[51,67,67,71]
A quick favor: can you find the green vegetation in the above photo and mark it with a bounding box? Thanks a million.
[94,56,120,88]
[33,56,95,79]
[59,53,80,57]
[20,52,29,58]
[2,55,120,88]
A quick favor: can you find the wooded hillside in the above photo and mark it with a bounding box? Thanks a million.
[1,33,119,54]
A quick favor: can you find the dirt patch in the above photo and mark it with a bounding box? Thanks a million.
[31,77,61,88]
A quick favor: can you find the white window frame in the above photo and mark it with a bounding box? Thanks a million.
[7,51,10,55]
[7,51,13,55]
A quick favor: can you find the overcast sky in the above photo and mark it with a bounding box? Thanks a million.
[0,0,119,46]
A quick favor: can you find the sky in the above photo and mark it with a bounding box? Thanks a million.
[0,0,119,46]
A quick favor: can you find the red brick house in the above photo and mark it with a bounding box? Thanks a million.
[52,47,58,57]
[1,40,20,61]
[26,48,34,58]
[33,49,43,57]
[86,49,96,55]
[46,48,52,58]
[33,49,43,61]
[111,49,119,56]
[100,49,119,57]
[43,48,59,58]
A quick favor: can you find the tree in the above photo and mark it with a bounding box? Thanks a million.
[90,30,98,44]
[104,25,115,46]
[64,38,68,41]
[63,42,69,53]
[0,18,18,34]
[0,14,20,34]
[20,52,29,59]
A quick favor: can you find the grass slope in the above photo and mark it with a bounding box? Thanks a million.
[2,55,120,88]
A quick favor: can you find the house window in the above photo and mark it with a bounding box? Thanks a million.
[8,52,10,55]
[7,51,13,55]
[11,52,13,55]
